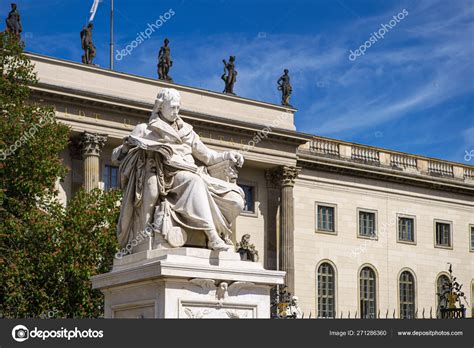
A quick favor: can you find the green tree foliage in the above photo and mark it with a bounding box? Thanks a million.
[0,31,120,318]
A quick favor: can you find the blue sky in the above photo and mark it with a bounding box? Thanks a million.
[3,0,473,163]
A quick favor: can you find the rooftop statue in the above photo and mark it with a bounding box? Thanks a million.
[157,38,173,81]
[277,69,292,106]
[5,3,22,36]
[112,88,245,252]
[222,56,237,95]
[80,22,96,65]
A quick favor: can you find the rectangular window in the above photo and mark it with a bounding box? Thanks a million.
[103,165,119,191]
[398,216,415,243]
[359,210,376,237]
[238,184,255,214]
[470,226,474,252]
[435,221,452,247]
[317,205,335,232]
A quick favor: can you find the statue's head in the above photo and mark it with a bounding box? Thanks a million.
[88,22,94,29]
[164,38,169,45]
[152,88,181,122]
[229,56,235,62]
[284,69,289,74]
[11,3,17,10]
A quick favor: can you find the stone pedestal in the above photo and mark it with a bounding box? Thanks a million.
[91,248,285,318]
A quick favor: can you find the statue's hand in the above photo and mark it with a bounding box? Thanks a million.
[225,151,244,168]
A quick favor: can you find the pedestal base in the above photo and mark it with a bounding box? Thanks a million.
[91,248,285,318]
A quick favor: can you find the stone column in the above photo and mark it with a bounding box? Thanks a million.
[264,169,281,271]
[79,132,107,192]
[266,166,299,294]
[278,166,299,295]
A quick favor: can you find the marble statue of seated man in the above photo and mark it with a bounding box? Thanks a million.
[112,88,245,252]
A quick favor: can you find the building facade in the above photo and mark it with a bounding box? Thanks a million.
[28,53,474,318]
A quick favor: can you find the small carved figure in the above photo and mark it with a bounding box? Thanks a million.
[277,69,292,106]
[5,3,22,36]
[236,234,259,262]
[157,38,173,81]
[221,56,237,94]
[80,23,96,65]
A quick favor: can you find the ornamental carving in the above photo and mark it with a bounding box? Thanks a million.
[265,166,300,188]
[79,132,107,157]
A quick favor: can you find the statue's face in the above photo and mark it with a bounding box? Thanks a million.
[161,98,180,122]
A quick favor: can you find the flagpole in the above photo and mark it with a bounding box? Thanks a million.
[110,0,114,70]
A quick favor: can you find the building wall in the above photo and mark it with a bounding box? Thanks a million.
[293,168,474,317]
[235,166,268,263]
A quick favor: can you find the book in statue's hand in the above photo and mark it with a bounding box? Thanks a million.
[128,136,173,161]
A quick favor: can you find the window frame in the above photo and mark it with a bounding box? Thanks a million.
[398,269,416,319]
[433,219,453,250]
[469,224,474,253]
[357,208,378,240]
[103,164,119,191]
[315,202,337,234]
[316,261,337,318]
[237,181,258,217]
[435,272,450,318]
[396,213,417,245]
[359,265,378,319]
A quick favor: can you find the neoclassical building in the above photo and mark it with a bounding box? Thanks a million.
[28,53,474,318]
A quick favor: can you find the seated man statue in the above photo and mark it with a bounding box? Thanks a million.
[112,88,245,252]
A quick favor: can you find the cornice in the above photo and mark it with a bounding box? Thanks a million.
[30,85,311,146]
[297,151,474,195]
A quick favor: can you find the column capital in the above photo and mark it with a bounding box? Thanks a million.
[280,166,300,187]
[265,166,300,188]
[79,131,107,157]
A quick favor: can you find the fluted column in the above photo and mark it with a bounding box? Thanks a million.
[266,166,299,294]
[278,166,299,295]
[264,169,281,271]
[79,132,107,192]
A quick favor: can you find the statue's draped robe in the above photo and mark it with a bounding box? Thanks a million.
[112,117,244,248]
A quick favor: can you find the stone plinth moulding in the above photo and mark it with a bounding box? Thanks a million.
[91,248,285,318]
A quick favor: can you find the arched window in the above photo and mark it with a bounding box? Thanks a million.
[436,274,449,317]
[317,262,335,318]
[399,271,415,319]
[360,267,377,318]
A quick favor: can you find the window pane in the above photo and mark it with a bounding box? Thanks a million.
[317,263,335,318]
[103,165,119,191]
[436,223,451,247]
[471,227,474,251]
[399,271,415,319]
[360,267,376,318]
[399,218,414,242]
[238,184,255,213]
[318,206,335,232]
[359,211,376,237]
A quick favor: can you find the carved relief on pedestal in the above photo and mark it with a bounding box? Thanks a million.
[183,306,250,319]
[190,278,256,302]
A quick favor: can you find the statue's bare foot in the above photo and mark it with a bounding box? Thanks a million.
[208,237,230,251]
